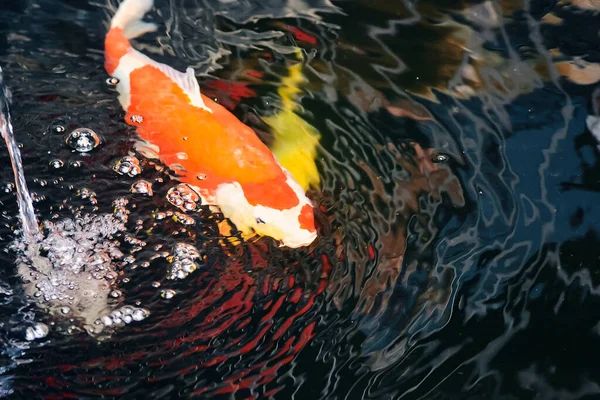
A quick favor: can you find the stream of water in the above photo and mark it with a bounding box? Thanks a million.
[0,67,38,243]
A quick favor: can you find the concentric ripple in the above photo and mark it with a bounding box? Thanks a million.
[1,0,600,399]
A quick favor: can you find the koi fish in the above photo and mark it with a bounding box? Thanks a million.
[264,49,322,191]
[104,0,317,248]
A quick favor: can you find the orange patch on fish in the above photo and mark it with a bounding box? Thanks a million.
[126,65,286,187]
[241,180,299,210]
[298,204,315,232]
[104,28,129,75]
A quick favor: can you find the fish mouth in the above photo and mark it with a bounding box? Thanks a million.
[280,229,318,249]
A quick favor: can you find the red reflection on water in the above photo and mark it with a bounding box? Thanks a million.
[42,242,332,398]
[285,26,318,45]
[203,80,257,110]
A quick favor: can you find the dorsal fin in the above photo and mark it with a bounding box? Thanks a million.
[153,63,212,113]
[183,67,208,110]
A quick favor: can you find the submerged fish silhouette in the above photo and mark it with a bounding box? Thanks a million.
[104,0,317,248]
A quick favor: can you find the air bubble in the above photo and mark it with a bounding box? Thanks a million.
[114,156,142,177]
[49,159,64,169]
[132,308,149,321]
[131,180,153,196]
[161,289,176,299]
[167,191,183,207]
[432,153,450,163]
[65,128,101,153]
[50,124,66,134]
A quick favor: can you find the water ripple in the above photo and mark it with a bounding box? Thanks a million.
[1,0,600,398]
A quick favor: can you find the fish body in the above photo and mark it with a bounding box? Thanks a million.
[105,0,316,248]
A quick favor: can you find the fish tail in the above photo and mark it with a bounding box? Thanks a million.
[266,54,321,191]
[105,0,157,75]
[111,0,157,39]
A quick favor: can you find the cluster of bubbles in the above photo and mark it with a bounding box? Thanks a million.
[112,197,130,224]
[95,305,150,328]
[17,115,210,336]
[24,322,49,341]
[173,212,195,226]
[154,211,174,220]
[123,234,147,254]
[166,242,202,280]
[113,156,142,177]
[166,183,202,212]
[15,213,126,334]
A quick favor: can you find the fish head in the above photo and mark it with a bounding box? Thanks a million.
[250,201,317,249]
[214,170,317,249]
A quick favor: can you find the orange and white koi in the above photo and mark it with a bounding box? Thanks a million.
[104,0,317,248]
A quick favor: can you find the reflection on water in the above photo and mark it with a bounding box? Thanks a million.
[1,0,600,398]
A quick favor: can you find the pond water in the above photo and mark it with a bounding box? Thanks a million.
[1,0,600,398]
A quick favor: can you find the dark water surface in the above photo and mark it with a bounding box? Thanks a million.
[1,0,600,398]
